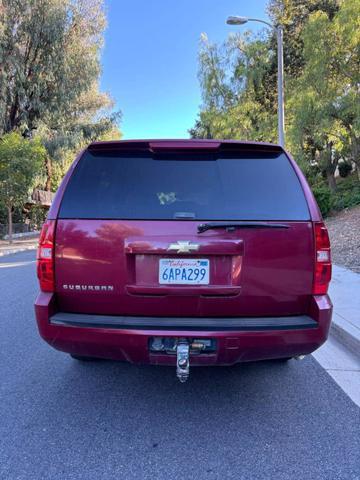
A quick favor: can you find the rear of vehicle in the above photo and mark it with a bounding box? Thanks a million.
[35,140,332,381]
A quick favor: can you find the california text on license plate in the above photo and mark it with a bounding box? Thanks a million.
[159,258,210,285]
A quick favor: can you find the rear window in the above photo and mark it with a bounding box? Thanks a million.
[58,151,310,221]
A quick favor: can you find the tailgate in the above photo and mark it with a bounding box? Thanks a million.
[55,219,314,317]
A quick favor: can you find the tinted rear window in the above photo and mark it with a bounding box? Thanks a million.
[59,151,310,220]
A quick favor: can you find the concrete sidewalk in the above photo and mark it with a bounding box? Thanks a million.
[314,265,360,406]
[0,235,39,256]
[329,265,360,357]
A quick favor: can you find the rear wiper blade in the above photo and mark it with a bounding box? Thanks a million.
[197,222,290,233]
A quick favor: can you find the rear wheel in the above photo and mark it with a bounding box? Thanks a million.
[70,354,100,362]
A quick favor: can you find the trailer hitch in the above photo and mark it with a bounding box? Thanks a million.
[176,340,190,383]
[149,337,215,383]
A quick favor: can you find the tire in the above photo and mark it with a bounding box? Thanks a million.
[70,354,100,362]
[273,357,292,362]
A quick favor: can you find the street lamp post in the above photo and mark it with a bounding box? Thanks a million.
[226,16,285,147]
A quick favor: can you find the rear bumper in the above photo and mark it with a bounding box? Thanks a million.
[34,293,332,366]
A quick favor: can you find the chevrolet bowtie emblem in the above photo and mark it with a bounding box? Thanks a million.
[167,241,200,254]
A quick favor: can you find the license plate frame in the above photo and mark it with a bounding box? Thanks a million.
[159,258,210,285]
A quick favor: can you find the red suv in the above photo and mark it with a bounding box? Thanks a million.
[35,140,332,382]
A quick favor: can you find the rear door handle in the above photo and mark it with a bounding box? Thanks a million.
[125,237,243,255]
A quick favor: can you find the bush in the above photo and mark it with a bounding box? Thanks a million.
[338,162,353,178]
[312,183,332,216]
[331,175,360,211]
[28,205,47,230]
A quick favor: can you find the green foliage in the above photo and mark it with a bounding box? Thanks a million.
[0,132,46,239]
[0,0,122,203]
[0,132,45,208]
[268,0,340,78]
[312,183,332,216]
[191,32,277,142]
[0,0,109,134]
[338,162,353,178]
[28,205,47,230]
[330,175,360,211]
[192,0,360,201]
[287,0,359,189]
[38,110,122,191]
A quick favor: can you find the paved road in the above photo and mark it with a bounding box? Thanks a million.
[1,251,359,480]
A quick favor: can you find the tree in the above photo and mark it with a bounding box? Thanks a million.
[38,93,121,192]
[190,32,277,141]
[268,0,340,78]
[0,0,121,191]
[289,0,360,189]
[38,110,122,192]
[0,0,107,134]
[328,0,360,179]
[192,0,359,200]
[0,132,45,242]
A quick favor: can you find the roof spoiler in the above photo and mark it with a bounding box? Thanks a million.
[88,139,284,154]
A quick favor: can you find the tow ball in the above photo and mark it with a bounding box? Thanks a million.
[176,340,190,383]
[150,337,215,383]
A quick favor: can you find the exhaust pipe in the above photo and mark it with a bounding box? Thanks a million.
[294,355,306,361]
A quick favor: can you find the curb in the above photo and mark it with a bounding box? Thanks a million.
[328,265,360,360]
[3,230,40,241]
[0,245,37,257]
[331,313,360,359]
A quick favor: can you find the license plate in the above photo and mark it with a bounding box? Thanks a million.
[159,259,209,285]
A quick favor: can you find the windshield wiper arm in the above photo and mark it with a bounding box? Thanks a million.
[197,222,290,234]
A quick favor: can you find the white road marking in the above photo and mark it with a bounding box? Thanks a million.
[0,260,36,268]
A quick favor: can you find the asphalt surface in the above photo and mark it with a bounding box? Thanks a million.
[1,251,359,480]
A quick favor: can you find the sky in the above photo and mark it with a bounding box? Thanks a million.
[101,0,269,139]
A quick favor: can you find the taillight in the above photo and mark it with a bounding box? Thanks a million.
[37,220,56,292]
[313,222,331,295]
